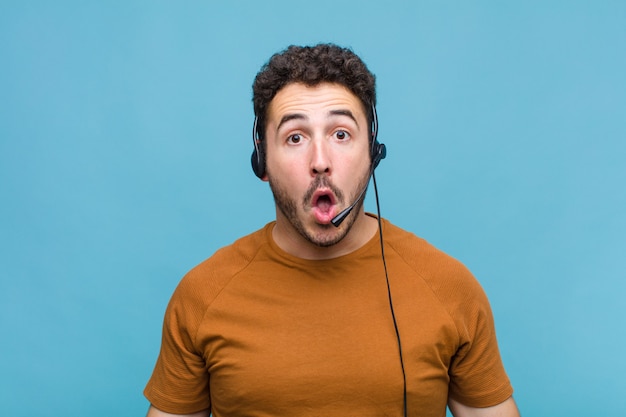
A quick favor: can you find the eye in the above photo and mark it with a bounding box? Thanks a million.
[334,130,350,140]
[287,134,302,144]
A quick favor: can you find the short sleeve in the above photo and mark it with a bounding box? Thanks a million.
[447,282,513,407]
[144,277,212,414]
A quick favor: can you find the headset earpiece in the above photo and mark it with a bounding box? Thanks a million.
[370,105,386,169]
[372,141,386,169]
[251,117,266,179]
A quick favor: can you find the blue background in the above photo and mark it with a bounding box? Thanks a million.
[1,1,625,416]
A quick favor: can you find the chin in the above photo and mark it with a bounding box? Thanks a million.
[307,233,345,248]
[303,221,351,248]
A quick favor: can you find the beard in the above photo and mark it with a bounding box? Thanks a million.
[267,172,370,247]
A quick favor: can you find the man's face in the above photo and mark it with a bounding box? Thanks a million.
[263,82,371,248]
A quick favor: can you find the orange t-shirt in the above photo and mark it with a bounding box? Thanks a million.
[145,218,513,416]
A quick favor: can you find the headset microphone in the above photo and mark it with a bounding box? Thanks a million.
[331,142,386,227]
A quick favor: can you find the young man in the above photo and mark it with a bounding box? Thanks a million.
[144,44,520,417]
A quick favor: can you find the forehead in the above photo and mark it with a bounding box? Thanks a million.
[267,82,366,123]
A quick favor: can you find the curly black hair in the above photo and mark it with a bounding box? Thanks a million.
[252,43,376,140]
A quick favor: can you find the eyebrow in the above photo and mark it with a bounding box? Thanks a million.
[328,109,358,125]
[276,113,307,133]
[276,109,359,133]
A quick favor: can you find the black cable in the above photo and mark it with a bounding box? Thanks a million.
[372,171,408,417]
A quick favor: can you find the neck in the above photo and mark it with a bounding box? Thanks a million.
[272,210,379,260]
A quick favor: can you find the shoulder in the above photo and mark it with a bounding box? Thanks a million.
[383,220,476,284]
[167,224,271,317]
[382,219,489,314]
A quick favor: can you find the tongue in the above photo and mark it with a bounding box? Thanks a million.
[313,196,334,224]
[317,196,332,213]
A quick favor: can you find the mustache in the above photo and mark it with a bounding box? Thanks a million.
[302,176,344,206]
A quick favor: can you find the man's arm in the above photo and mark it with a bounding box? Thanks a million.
[448,396,520,417]
[146,405,210,417]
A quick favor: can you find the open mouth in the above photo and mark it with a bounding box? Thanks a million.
[315,194,333,213]
[311,190,337,222]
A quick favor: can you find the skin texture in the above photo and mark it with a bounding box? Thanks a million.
[262,82,379,260]
[146,407,209,417]
[448,396,521,417]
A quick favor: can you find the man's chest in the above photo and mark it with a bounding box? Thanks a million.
[196,273,456,416]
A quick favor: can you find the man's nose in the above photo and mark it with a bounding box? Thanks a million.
[310,138,331,176]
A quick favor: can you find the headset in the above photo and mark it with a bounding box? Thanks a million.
[251,105,386,179]
[250,105,407,417]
